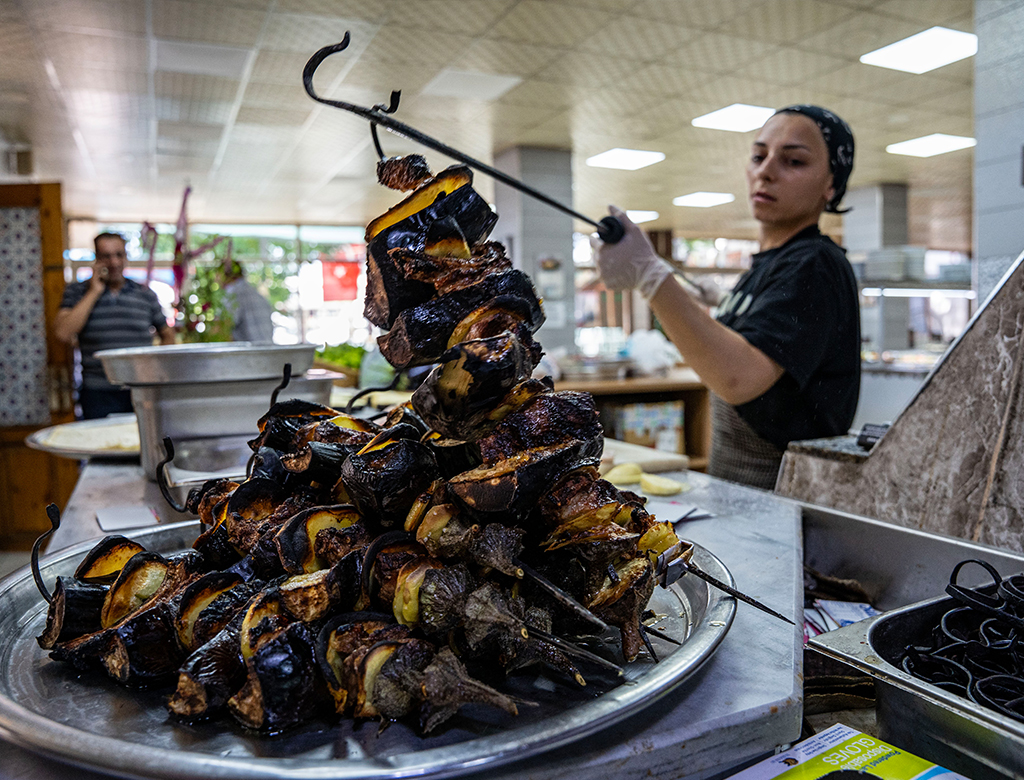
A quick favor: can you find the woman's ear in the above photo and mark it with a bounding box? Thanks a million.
[823,178,836,207]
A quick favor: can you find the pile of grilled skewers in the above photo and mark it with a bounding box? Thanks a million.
[34,158,685,736]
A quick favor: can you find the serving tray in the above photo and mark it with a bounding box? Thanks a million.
[0,521,734,780]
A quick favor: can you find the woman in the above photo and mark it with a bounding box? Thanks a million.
[592,105,860,490]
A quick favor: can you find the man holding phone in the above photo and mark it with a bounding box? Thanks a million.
[54,232,175,419]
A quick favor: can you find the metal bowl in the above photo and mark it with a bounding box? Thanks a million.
[97,343,316,386]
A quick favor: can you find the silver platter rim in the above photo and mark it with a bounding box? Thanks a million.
[0,520,735,780]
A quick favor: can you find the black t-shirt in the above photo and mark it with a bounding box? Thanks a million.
[714,225,861,450]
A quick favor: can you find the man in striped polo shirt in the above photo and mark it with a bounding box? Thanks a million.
[54,232,174,419]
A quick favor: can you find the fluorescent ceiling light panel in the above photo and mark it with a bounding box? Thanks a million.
[860,27,977,74]
[155,40,251,79]
[585,148,665,170]
[422,69,522,101]
[673,192,735,208]
[886,133,976,157]
[691,103,775,133]
[626,210,659,223]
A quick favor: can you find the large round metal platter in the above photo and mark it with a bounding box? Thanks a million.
[0,521,735,780]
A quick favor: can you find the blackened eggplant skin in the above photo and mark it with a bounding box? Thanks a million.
[383,404,429,437]
[228,621,323,733]
[280,440,360,485]
[411,332,539,442]
[378,270,544,369]
[37,578,108,649]
[167,612,246,722]
[74,536,147,583]
[224,478,286,555]
[587,557,656,663]
[248,399,339,452]
[364,176,498,329]
[340,439,439,528]
[420,432,482,479]
[189,579,263,650]
[101,600,185,685]
[192,520,241,571]
[476,391,604,463]
[100,552,170,629]
[417,564,472,634]
[274,504,362,574]
[376,154,432,192]
[448,438,604,522]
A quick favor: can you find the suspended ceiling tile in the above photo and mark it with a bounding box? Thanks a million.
[158,119,225,141]
[261,11,377,53]
[488,1,618,48]
[52,67,149,95]
[738,47,852,87]
[576,16,700,61]
[275,0,395,24]
[873,0,972,26]
[497,79,580,109]
[617,62,726,98]
[25,0,148,35]
[155,96,235,124]
[545,0,640,11]
[229,122,299,147]
[456,38,564,79]
[358,26,471,69]
[386,0,518,35]
[156,153,215,173]
[532,52,641,90]
[725,0,858,44]
[250,50,328,87]
[235,105,311,125]
[631,0,764,30]
[156,134,220,157]
[154,71,241,102]
[795,11,924,57]
[152,0,267,47]
[42,30,149,72]
[658,32,781,73]
[241,81,313,111]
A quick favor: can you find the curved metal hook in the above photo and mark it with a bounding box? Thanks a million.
[30,504,61,605]
[156,436,187,513]
[271,362,292,409]
[371,91,402,161]
[301,38,626,242]
[344,371,402,415]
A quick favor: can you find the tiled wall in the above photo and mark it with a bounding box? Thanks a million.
[974,1,1024,301]
[0,207,49,427]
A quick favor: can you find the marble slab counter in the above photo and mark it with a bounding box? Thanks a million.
[2,463,805,780]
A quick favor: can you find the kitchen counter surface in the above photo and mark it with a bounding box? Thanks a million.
[2,462,804,780]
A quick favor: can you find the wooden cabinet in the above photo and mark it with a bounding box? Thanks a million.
[554,368,711,471]
[0,182,79,550]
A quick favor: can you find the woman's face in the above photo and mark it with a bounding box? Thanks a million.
[745,113,834,228]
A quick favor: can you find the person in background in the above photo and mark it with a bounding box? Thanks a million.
[592,105,861,490]
[54,232,174,419]
[223,260,274,344]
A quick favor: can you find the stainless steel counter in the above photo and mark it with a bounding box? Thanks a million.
[1,463,805,780]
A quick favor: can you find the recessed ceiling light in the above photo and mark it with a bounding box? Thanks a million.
[860,27,977,74]
[886,134,976,157]
[626,210,659,223]
[585,148,665,170]
[691,104,775,133]
[673,192,735,208]
[422,69,522,101]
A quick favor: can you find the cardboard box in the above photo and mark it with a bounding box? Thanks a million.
[727,724,969,780]
[612,400,684,453]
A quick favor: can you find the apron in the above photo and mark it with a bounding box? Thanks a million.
[707,394,784,491]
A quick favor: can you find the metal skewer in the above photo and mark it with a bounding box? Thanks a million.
[302,35,625,244]
[664,555,795,626]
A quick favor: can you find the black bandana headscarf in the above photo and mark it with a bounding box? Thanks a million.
[775,104,855,213]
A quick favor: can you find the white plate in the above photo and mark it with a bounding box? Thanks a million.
[25,415,141,458]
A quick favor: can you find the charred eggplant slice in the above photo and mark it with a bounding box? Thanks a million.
[378,270,543,369]
[340,436,438,528]
[274,504,362,574]
[411,332,541,441]
[37,578,108,649]
[448,439,603,521]
[100,552,170,628]
[174,571,246,652]
[168,612,246,721]
[74,536,147,583]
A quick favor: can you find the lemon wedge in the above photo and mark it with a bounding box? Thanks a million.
[640,473,688,496]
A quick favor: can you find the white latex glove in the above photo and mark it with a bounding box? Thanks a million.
[589,205,672,301]
[688,276,723,307]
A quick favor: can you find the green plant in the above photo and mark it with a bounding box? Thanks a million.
[179,262,234,342]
